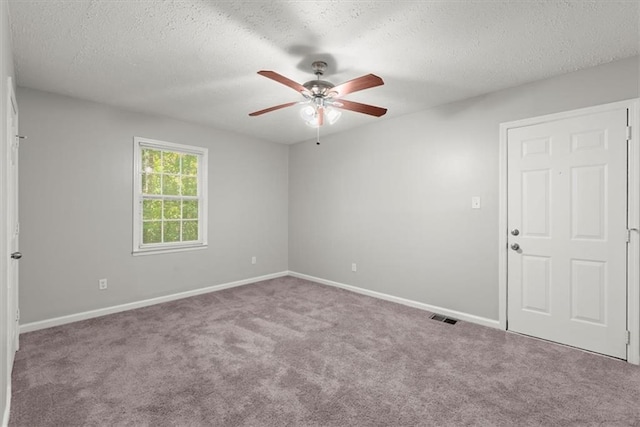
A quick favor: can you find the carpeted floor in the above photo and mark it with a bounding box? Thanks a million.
[9,276,640,426]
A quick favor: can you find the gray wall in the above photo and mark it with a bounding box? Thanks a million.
[14,56,640,326]
[289,56,639,321]
[17,88,289,324]
[1,0,16,420]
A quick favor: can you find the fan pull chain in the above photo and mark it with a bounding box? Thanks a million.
[316,125,320,145]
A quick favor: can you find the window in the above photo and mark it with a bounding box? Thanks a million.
[133,137,208,254]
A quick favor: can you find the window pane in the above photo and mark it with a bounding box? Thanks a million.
[183,155,198,175]
[142,174,162,195]
[183,200,198,219]
[163,151,181,174]
[182,177,197,196]
[142,149,162,173]
[183,220,198,241]
[163,175,180,195]
[164,221,181,242]
[163,200,181,219]
[135,139,207,253]
[143,221,162,244]
[143,199,162,220]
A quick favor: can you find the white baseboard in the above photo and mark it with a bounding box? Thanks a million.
[288,271,501,330]
[2,380,10,427]
[20,270,500,334]
[20,271,289,333]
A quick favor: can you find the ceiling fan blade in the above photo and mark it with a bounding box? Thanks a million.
[333,99,387,117]
[329,74,384,98]
[257,70,310,95]
[249,101,298,116]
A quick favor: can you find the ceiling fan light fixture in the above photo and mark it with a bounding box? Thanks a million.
[300,105,341,128]
[300,105,317,123]
[250,61,386,136]
[326,107,342,125]
[305,118,320,128]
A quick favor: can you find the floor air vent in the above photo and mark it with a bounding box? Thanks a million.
[430,314,458,325]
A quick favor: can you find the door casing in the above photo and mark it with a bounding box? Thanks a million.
[7,80,18,356]
[2,76,19,425]
[498,98,640,365]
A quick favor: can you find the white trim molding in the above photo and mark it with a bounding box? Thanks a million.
[288,271,501,329]
[2,77,17,427]
[2,380,10,427]
[498,98,640,365]
[627,99,640,365]
[20,271,288,333]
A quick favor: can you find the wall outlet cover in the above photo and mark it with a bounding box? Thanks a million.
[471,196,481,209]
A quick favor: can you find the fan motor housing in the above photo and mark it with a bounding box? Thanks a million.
[303,79,335,96]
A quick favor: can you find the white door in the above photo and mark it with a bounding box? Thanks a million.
[507,108,628,359]
[7,85,19,358]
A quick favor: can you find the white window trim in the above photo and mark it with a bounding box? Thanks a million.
[132,137,208,255]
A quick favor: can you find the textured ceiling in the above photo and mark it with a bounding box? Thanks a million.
[7,0,640,144]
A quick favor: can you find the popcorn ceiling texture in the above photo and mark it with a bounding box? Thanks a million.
[7,0,640,144]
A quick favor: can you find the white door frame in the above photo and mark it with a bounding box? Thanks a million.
[2,77,18,425]
[498,98,640,365]
[6,78,18,356]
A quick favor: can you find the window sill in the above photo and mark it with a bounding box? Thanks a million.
[132,244,208,256]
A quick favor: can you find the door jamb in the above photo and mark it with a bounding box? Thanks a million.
[7,79,18,355]
[498,98,640,365]
[2,76,16,427]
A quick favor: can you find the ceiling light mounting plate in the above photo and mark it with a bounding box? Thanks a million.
[311,61,328,76]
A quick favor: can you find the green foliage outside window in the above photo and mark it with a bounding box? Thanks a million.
[140,148,200,244]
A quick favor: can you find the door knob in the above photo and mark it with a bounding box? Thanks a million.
[511,229,520,236]
[510,243,520,251]
[10,252,22,260]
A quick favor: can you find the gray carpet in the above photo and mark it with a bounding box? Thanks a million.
[9,276,640,426]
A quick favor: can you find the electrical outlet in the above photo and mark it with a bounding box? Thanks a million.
[99,278,108,290]
[352,263,357,272]
[251,256,257,265]
[471,196,481,209]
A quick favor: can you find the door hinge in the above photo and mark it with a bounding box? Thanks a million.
[16,308,20,322]
[626,330,631,345]
[627,126,632,140]
[629,228,639,243]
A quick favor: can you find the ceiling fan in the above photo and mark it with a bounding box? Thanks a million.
[249,61,387,128]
